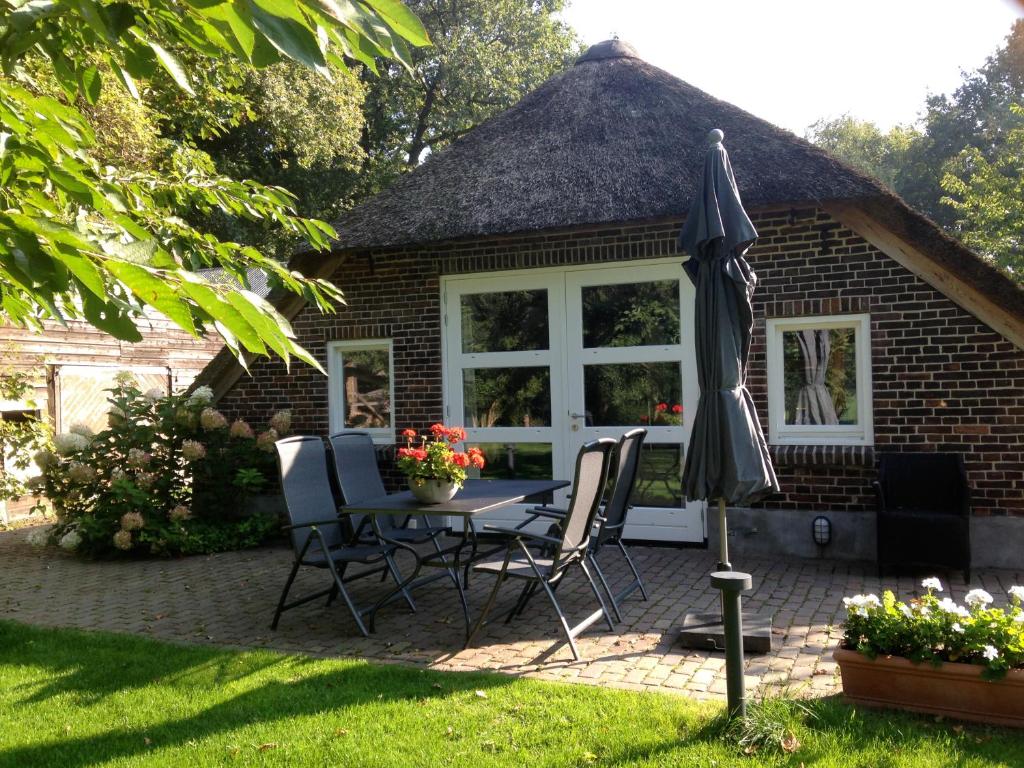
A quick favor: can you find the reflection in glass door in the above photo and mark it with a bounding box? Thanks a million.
[443,276,568,531]
[565,265,701,542]
[442,260,703,543]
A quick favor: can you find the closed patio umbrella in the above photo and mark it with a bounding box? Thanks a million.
[679,129,779,569]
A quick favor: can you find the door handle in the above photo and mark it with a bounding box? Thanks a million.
[569,412,586,419]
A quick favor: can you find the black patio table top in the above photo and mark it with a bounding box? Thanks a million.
[339,478,570,518]
[338,478,570,639]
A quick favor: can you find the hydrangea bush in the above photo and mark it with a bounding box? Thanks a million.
[35,377,291,557]
[841,578,1024,679]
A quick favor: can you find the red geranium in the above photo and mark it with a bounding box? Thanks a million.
[452,452,470,468]
[655,402,668,412]
[401,428,417,440]
[672,404,683,414]
[396,424,478,487]
[639,414,649,423]
[446,426,466,443]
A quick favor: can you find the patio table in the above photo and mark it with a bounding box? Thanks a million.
[340,478,570,639]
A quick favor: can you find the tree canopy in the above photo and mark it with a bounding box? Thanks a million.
[0,0,429,369]
[807,20,1024,283]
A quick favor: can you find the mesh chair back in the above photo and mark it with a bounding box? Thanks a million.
[327,431,393,534]
[597,428,647,545]
[878,453,967,514]
[557,439,616,559]
[275,436,344,553]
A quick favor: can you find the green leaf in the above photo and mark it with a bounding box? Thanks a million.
[78,66,102,105]
[104,260,197,336]
[360,0,430,47]
[147,40,195,95]
[246,0,327,70]
[81,291,143,342]
[179,276,266,354]
[52,250,105,298]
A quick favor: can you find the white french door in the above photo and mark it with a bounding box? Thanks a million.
[442,259,705,543]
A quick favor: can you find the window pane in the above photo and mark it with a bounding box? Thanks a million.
[583,362,682,427]
[465,443,553,481]
[463,367,551,427]
[582,280,680,348]
[343,348,390,429]
[461,290,548,353]
[782,328,858,425]
[633,444,684,508]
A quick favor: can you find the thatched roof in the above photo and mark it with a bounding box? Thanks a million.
[331,39,888,250]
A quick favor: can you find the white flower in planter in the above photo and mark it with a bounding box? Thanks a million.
[899,604,913,618]
[1008,586,1024,603]
[965,589,994,609]
[58,530,82,551]
[937,598,970,618]
[982,645,999,661]
[951,622,965,633]
[921,577,943,593]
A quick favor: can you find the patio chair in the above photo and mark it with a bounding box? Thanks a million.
[272,436,413,636]
[521,428,649,623]
[327,431,464,601]
[465,438,617,661]
[875,452,971,583]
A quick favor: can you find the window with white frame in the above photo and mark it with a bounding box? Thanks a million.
[766,314,873,446]
[327,340,394,442]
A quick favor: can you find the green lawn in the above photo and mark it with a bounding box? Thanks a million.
[1,621,1022,767]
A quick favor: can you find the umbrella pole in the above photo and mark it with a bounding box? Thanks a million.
[717,498,731,571]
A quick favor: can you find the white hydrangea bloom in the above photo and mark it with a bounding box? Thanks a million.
[187,385,214,406]
[144,387,165,402]
[965,589,994,609]
[982,645,999,661]
[898,604,913,618]
[54,432,90,455]
[58,530,82,551]
[921,577,943,592]
[952,622,965,633]
[1008,586,1024,603]
[1014,613,1024,624]
[26,528,49,547]
[68,422,95,438]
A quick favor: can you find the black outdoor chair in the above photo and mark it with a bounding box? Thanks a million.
[521,428,650,623]
[328,431,466,609]
[875,452,972,583]
[466,438,617,661]
[271,436,412,636]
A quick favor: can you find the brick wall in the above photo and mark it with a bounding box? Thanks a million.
[218,207,1024,517]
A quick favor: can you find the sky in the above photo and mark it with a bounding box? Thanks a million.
[560,0,1023,136]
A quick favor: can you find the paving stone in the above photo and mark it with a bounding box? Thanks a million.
[3,524,1019,702]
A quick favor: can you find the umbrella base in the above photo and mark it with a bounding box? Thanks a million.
[676,610,773,654]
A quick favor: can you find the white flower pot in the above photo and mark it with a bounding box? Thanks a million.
[408,478,458,504]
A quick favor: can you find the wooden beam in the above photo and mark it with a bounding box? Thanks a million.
[825,202,1024,350]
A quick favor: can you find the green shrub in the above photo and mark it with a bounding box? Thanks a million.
[841,578,1024,679]
[35,377,290,557]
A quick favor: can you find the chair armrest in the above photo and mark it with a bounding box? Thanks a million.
[283,518,344,532]
[529,506,568,519]
[482,524,563,546]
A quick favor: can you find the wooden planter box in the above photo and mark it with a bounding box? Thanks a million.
[834,648,1024,728]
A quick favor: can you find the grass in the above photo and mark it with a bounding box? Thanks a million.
[1,621,1023,767]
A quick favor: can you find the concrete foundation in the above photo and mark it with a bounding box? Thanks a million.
[708,507,1024,571]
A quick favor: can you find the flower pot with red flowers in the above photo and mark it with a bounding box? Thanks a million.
[397,425,486,504]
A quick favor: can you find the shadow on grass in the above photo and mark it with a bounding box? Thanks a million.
[0,620,518,768]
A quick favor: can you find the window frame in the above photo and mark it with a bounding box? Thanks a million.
[326,339,395,444]
[765,313,873,446]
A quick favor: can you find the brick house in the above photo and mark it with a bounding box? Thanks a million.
[198,40,1024,567]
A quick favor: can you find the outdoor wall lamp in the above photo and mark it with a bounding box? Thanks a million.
[812,515,832,546]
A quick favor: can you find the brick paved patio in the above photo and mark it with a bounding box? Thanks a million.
[2,524,1020,701]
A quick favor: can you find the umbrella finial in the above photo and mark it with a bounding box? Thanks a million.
[708,128,724,145]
